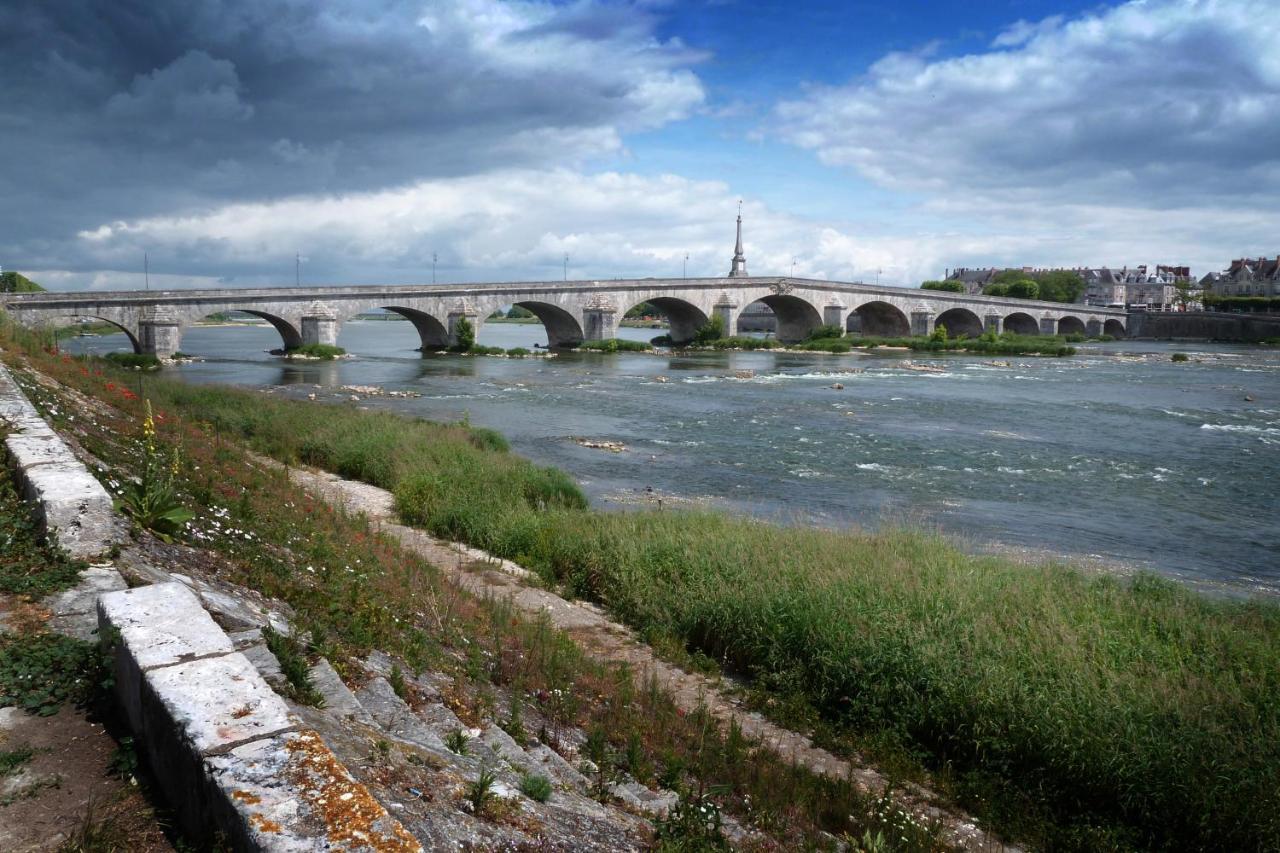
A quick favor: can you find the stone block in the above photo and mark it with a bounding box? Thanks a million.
[143,653,296,756]
[17,462,115,558]
[205,730,422,852]
[98,582,235,731]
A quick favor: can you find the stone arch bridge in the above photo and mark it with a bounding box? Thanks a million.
[0,277,1127,357]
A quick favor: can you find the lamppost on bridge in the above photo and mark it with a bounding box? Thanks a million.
[563,253,569,282]
[683,253,688,279]
[144,252,150,291]
[433,252,437,284]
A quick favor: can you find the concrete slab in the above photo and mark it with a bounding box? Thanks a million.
[17,462,115,558]
[99,582,234,670]
[144,652,296,756]
[98,582,235,731]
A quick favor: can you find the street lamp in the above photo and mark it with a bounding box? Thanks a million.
[563,253,569,282]
[683,253,688,279]
[433,252,438,284]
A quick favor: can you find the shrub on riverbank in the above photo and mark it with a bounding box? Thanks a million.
[10,327,1278,849]
[578,338,652,352]
[286,343,346,359]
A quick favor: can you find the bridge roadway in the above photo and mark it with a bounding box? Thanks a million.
[0,277,1128,356]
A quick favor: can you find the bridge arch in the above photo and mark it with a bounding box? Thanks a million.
[934,307,984,338]
[625,297,708,345]
[382,306,450,350]
[848,301,911,337]
[513,301,584,348]
[50,314,141,353]
[743,294,822,343]
[225,310,304,351]
[1104,318,1126,337]
[1003,311,1039,336]
[1057,316,1087,336]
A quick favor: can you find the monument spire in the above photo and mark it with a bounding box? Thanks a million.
[728,200,748,277]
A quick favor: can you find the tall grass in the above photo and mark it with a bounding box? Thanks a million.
[24,343,1280,849]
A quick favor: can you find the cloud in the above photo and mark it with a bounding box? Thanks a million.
[776,0,1280,206]
[0,0,705,274]
[51,167,972,289]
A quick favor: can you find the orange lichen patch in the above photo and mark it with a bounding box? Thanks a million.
[250,812,283,834]
[284,729,421,852]
[232,790,262,805]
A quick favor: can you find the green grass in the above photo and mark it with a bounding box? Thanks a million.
[286,343,346,359]
[577,338,653,352]
[63,373,1280,849]
[8,325,1280,849]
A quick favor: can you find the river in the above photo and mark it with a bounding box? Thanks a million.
[62,319,1280,597]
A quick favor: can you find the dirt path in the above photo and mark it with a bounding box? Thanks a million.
[262,456,1013,852]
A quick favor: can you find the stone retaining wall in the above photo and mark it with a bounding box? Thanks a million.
[0,361,115,557]
[98,582,421,852]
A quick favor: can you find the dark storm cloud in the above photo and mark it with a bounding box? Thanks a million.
[0,0,703,275]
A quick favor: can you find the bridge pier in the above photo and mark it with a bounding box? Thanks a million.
[139,307,181,358]
[823,302,848,334]
[910,306,934,337]
[300,303,339,348]
[582,297,618,342]
[984,313,1002,335]
[447,304,479,348]
[713,294,739,338]
[1086,318,1103,337]
[1039,313,1057,336]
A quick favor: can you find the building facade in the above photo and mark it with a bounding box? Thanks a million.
[1200,257,1280,298]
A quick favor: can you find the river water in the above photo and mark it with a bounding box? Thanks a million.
[63,319,1280,596]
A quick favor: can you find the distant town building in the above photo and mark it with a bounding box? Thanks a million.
[943,264,1193,309]
[1200,257,1280,298]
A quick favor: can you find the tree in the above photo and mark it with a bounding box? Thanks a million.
[1173,280,1200,311]
[625,302,657,318]
[506,305,534,319]
[921,280,965,293]
[452,316,475,351]
[693,315,724,344]
[0,271,44,293]
[1036,270,1085,303]
[983,283,1009,297]
[1006,279,1040,300]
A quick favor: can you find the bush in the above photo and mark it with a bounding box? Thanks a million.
[1171,352,1190,362]
[451,316,476,352]
[287,343,346,360]
[920,280,965,293]
[578,338,651,352]
[805,324,845,341]
[519,773,553,803]
[506,347,531,357]
[692,316,725,345]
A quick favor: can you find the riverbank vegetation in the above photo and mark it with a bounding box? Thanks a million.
[10,328,1274,850]
[286,343,347,359]
[684,327,1080,357]
[0,319,944,850]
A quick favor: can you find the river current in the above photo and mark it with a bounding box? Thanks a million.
[64,319,1280,596]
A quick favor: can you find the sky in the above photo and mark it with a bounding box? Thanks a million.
[2,0,1278,291]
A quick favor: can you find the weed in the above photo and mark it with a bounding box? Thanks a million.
[0,471,85,597]
[261,627,324,707]
[465,765,497,817]
[445,728,470,755]
[388,664,407,701]
[0,744,35,775]
[519,772,553,803]
[0,633,102,716]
